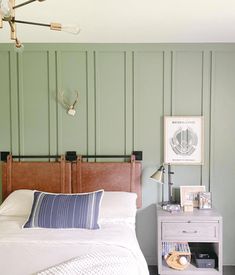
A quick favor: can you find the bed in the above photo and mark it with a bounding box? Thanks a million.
[0,154,149,275]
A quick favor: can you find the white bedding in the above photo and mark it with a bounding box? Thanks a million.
[0,215,149,275]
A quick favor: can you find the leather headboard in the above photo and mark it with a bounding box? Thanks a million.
[1,155,142,208]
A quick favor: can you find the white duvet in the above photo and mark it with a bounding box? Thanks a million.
[0,215,149,275]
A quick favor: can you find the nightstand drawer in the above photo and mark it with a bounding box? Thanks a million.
[162,221,219,241]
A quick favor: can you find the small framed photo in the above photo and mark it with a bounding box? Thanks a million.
[180,185,206,207]
[199,192,212,209]
[164,116,204,165]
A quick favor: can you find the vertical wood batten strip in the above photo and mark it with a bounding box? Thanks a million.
[85,51,89,156]
[200,51,204,186]
[48,50,57,159]
[87,50,96,161]
[9,50,19,155]
[124,51,127,155]
[201,50,212,190]
[46,51,51,159]
[208,51,213,192]
[55,50,62,155]
[170,51,174,116]
[17,53,24,156]
[162,50,172,203]
[209,51,215,193]
[94,51,97,158]
[125,51,134,156]
[8,51,13,152]
[132,51,136,150]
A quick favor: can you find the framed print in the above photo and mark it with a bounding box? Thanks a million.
[199,192,212,209]
[180,185,206,207]
[164,116,204,165]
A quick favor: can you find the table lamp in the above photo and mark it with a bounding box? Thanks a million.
[150,164,175,206]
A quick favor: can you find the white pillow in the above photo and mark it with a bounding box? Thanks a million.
[99,191,137,221]
[0,189,34,216]
[0,190,137,221]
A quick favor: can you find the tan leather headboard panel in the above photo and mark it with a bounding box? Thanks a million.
[72,156,142,208]
[2,156,71,200]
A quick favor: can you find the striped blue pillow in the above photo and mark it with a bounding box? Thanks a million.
[23,190,104,229]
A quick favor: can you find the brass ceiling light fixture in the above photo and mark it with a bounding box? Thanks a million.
[0,0,80,51]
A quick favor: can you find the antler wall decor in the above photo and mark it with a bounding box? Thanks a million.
[58,90,79,116]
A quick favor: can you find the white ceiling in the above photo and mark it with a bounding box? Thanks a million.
[1,0,235,43]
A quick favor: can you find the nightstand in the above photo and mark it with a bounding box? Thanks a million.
[156,206,223,275]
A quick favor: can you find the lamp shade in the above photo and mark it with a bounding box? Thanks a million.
[150,165,164,184]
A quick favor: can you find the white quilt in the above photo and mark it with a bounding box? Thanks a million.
[0,216,149,275]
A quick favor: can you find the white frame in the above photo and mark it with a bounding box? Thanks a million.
[180,185,206,207]
[164,116,204,165]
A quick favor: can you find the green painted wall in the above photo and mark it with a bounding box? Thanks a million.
[0,43,235,265]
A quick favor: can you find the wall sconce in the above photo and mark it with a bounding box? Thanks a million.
[58,90,79,116]
[0,0,80,50]
[150,164,175,206]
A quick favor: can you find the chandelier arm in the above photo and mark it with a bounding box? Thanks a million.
[8,20,15,32]
[13,0,44,10]
[12,19,50,27]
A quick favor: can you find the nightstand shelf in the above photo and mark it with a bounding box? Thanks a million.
[157,207,223,275]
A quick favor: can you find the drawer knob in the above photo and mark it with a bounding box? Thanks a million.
[182,230,198,234]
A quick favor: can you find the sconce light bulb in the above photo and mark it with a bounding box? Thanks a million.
[67,109,76,116]
[0,0,12,18]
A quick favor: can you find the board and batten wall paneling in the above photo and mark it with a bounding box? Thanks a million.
[57,51,88,154]
[171,51,204,193]
[211,51,235,265]
[1,44,235,266]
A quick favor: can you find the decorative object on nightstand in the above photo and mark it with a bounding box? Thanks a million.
[183,201,194,212]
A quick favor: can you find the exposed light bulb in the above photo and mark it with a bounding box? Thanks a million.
[61,24,80,35]
[0,0,12,18]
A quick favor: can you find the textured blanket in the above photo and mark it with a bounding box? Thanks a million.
[36,247,144,275]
